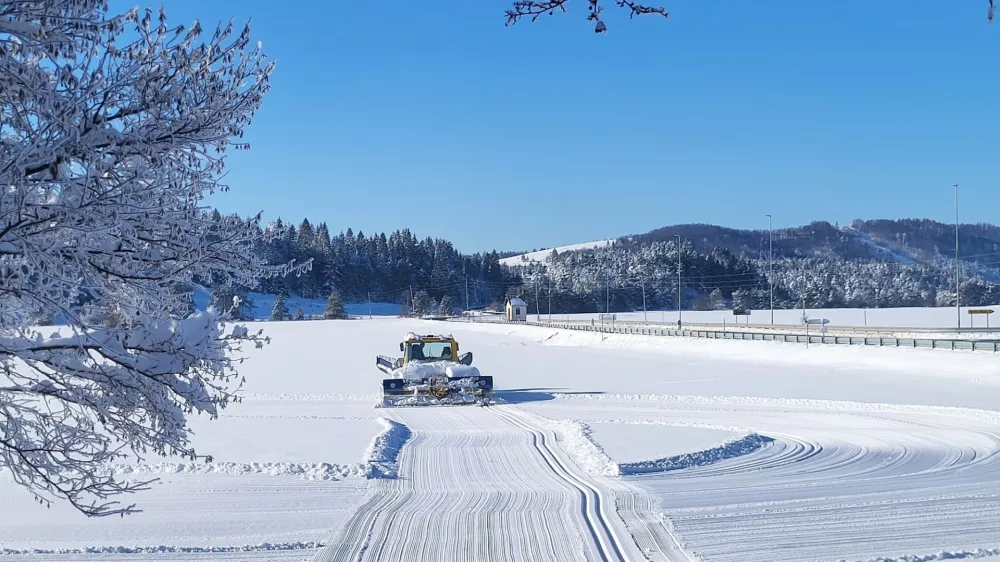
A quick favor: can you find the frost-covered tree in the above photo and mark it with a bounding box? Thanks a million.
[270,293,289,321]
[210,286,254,321]
[438,295,453,315]
[411,290,431,316]
[323,288,348,320]
[0,0,303,516]
[709,288,726,310]
[294,304,304,320]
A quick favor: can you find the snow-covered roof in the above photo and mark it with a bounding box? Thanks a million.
[404,333,454,342]
[507,297,527,306]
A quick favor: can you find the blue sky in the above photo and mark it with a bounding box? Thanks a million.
[113,0,999,252]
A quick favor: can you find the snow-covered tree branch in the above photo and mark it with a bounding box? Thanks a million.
[506,0,668,33]
[0,0,304,517]
[505,0,995,32]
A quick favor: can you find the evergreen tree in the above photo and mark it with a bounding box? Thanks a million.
[241,216,1000,313]
[709,288,726,310]
[411,290,432,316]
[270,293,289,321]
[439,295,454,315]
[324,288,348,319]
[210,285,255,321]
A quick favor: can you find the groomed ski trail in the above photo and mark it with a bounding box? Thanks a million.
[312,405,692,562]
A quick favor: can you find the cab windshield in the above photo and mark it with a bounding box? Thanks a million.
[406,341,453,361]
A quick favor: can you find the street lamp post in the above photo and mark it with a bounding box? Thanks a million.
[675,234,682,327]
[766,214,774,325]
[955,184,961,329]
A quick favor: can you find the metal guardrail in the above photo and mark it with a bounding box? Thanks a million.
[509,320,1000,352]
[525,317,1000,335]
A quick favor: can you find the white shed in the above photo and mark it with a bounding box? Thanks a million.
[505,296,528,322]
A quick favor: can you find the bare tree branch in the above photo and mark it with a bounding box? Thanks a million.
[506,0,668,32]
[506,0,996,31]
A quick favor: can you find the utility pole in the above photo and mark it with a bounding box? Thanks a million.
[606,273,610,314]
[465,276,469,315]
[641,278,647,323]
[766,214,774,325]
[955,184,961,329]
[409,285,413,315]
[535,279,540,321]
[675,234,682,327]
[547,281,552,321]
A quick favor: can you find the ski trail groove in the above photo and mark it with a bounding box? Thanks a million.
[312,405,685,562]
[531,396,1000,562]
[488,406,627,562]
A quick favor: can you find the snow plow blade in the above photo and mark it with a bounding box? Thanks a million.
[381,375,494,407]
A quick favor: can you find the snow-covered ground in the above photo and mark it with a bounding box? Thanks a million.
[547,304,1000,330]
[4,318,1000,561]
[498,239,615,266]
[191,288,402,319]
[839,225,919,265]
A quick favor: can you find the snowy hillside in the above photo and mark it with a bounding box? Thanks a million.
[192,287,402,319]
[499,239,615,266]
[5,318,1000,561]
[839,225,918,265]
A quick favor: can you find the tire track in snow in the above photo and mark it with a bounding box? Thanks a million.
[312,405,691,562]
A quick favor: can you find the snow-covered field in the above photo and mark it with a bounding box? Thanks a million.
[4,318,1000,561]
[550,304,1000,330]
[498,239,615,266]
[191,288,402,319]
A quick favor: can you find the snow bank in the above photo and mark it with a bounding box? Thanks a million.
[111,461,365,480]
[851,548,1000,562]
[0,542,324,555]
[618,433,771,475]
[107,462,348,480]
[109,416,411,482]
[241,392,380,402]
[547,419,620,477]
[544,418,768,477]
[363,417,412,479]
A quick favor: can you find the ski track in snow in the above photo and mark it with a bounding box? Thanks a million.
[521,393,1000,562]
[313,405,693,562]
[10,319,1000,562]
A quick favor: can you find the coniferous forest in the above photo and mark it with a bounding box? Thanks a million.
[232,215,1000,315]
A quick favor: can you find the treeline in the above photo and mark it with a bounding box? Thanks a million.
[245,216,521,308]
[501,240,1000,314]
[204,212,1000,317]
[625,219,1000,266]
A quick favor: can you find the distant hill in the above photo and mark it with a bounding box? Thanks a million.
[210,213,1000,317]
[499,240,616,267]
[497,219,1000,314]
[622,219,1000,267]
